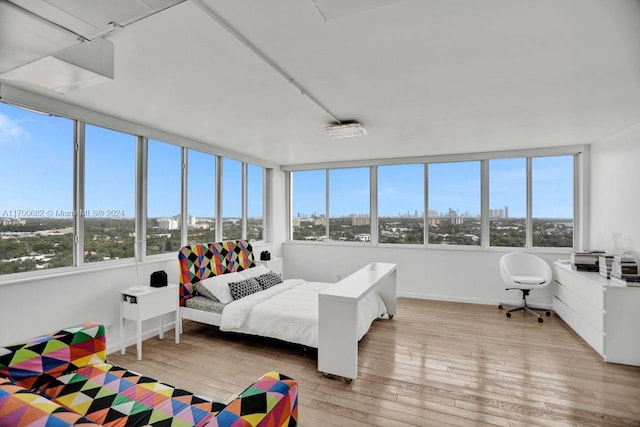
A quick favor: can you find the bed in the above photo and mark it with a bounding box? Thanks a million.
[178,240,397,381]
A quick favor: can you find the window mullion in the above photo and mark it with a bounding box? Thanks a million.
[526,157,533,248]
[480,159,489,249]
[325,170,330,242]
[74,121,85,267]
[135,136,147,261]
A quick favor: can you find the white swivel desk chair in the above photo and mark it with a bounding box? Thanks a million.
[498,252,553,323]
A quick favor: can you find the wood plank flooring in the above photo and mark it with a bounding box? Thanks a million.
[108,298,640,426]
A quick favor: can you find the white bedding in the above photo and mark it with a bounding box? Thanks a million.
[219,278,387,348]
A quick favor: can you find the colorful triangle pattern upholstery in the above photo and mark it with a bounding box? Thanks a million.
[178,240,256,306]
[208,371,298,427]
[1,323,298,427]
[0,378,100,426]
[0,322,106,391]
[40,362,224,427]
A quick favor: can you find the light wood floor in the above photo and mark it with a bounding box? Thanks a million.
[108,298,640,427]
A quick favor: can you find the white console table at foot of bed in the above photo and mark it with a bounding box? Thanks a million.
[318,262,397,381]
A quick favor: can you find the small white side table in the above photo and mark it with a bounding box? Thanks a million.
[120,284,180,360]
[256,257,283,276]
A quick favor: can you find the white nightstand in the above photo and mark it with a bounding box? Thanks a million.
[120,284,180,360]
[256,257,283,276]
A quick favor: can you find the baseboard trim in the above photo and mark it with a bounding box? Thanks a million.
[397,291,553,310]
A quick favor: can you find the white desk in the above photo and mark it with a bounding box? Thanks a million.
[318,262,397,381]
[552,262,640,366]
[120,284,180,360]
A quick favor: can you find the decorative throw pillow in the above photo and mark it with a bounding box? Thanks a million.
[198,272,245,304]
[194,282,220,302]
[228,277,262,300]
[256,272,282,290]
[238,264,270,278]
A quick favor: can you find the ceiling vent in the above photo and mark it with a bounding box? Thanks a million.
[0,38,114,94]
[325,121,367,138]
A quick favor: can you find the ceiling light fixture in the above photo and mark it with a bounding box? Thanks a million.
[325,121,367,138]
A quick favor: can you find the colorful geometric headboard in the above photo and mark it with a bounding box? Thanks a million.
[178,240,255,306]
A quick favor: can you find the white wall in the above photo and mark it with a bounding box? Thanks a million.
[589,123,640,258]
[0,257,179,352]
[283,242,559,308]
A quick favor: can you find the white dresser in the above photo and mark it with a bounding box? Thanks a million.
[552,261,640,366]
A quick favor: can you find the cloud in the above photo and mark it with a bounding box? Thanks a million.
[0,113,29,143]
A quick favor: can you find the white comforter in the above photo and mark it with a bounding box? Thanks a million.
[220,279,387,348]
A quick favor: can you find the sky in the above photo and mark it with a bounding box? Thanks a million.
[0,102,261,219]
[292,158,574,218]
[1,101,573,220]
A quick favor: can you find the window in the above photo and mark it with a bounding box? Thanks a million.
[247,164,264,241]
[0,103,74,275]
[532,156,573,247]
[187,150,216,244]
[489,158,526,247]
[147,139,181,255]
[329,168,370,242]
[84,124,136,262]
[291,170,326,241]
[427,161,481,246]
[378,164,424,244]
[222,158,242,240]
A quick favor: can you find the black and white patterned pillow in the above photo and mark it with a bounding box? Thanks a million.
[228,277,262,300]
[256,272,282,290]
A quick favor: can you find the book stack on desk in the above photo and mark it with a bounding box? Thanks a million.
[610,255,640,286]
[570,251,604,272]
[598,254,614,278]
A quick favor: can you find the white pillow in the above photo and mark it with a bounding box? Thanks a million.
[239,264,270,278]
[198,272,246,304]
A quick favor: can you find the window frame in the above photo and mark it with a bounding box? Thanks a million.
[0,90,271,282]
[285,147,585,253]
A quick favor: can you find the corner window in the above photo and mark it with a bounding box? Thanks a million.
[427,161,481,246]
[378,164,424,244]
[147,139,182,255]
[84,124,136,262]
[0,103,74,275]
[222,158,242,240]
[187,150,216,244]
[292,170,326,241]
[489,158,526,247]
[329,168,370,242]
[247,164,264,241]
[532,156,573,247]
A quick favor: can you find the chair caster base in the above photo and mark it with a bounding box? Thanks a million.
[506,312,511,318]
[546,311,551,316]
[498,304,503,310]
[538,317,544,323]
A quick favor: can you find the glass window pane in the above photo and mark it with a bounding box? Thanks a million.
[329,168,370,242]
[532,156,573,247]
[0,103,74,275]
[147,140,181,255]
[489,158,526,247]
[378,164,424,244]
[222,158,242,240]
[291,170,326,241]
[187,150,215,244]
[84,124,136,262]
[427,161,481,246]
[247,164,263,241]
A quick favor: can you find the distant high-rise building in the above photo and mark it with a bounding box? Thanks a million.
[505,205,509,218]
[158,217,179,230]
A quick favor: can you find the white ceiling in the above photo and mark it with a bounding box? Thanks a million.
[2,0,640,166]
